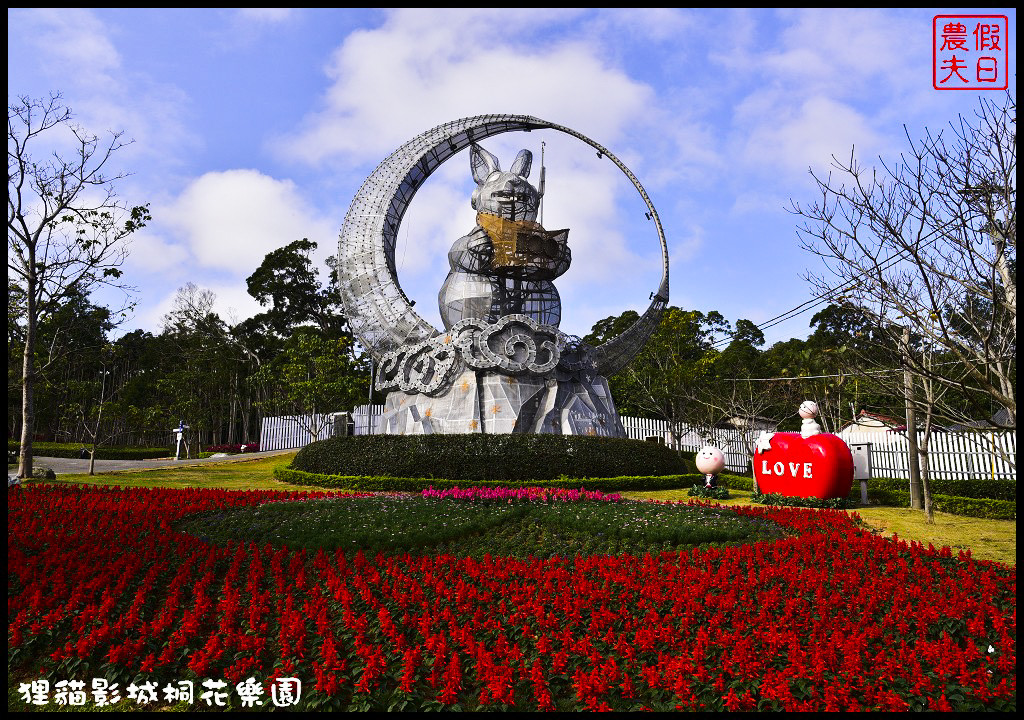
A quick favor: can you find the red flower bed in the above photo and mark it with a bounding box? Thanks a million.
[7,486,1016,711]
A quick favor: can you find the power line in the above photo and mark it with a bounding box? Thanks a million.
[707,209,970,349]
[714,367,904,382]
[713,355,1013,383]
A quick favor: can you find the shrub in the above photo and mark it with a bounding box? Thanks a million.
[868,485,1015,520]
[864,476,1016,519]
[274,466,719,492]
[870,476,1014,502]
[6,441,170,461]
[717,474,754,492]
[291,434,693,482]
[688,484,731,500]
[751,492,851,510]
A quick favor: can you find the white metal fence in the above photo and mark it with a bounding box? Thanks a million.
[839,430,1016,482]
[259,409,1016,482]
[620,416,757,472]
[258,414,336,451]
[353,405,384,437]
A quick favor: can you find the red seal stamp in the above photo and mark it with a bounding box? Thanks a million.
[933,15,1009,90]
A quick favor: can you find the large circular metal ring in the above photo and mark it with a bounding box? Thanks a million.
[337,114,669,378]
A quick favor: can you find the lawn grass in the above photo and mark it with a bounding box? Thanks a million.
[623,488,1017,567]
[852,505,1017,567]
[12,452,316,492]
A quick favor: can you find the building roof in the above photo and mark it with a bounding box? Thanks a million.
[712,415,778,430]
[838,410,904,432]
[946,407,1015,431]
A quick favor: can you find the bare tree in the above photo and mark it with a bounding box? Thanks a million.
[70,347,129,476]
[8,94,150,478]
[682,378,785,489]
[790,93,1015,522]
[791,93,1015,429]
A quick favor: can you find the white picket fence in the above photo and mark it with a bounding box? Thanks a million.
[258,414,336,451]
[839,430,1016,482]
[620,416,757,472]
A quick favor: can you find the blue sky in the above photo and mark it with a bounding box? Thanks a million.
[8,8,1017,348]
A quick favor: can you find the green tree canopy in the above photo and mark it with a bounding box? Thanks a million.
[243,238,346,339]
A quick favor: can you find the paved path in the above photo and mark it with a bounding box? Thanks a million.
[18,448,298,475]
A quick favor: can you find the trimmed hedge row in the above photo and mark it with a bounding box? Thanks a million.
[867,484,1015,520]
[275,465,717,492]
[717,475,754,492]
[723,473,1014,517]
[292,434,693,482]
[7,441,170,461]
[868,476,1015,502]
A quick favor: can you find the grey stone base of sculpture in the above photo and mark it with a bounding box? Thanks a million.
[376,368,625,437]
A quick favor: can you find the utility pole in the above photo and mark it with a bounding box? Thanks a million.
[902,327,923,509]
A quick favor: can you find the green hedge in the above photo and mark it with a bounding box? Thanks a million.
[869,476,1015,502]
[867,484,1015,520]
[7,441,170,461]
[275,465,714,492]
[292,434,693,482]
[717,475,754,492]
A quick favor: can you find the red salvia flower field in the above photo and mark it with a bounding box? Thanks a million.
[7,485,1016,711]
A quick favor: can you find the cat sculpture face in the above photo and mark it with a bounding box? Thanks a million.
[470,144,540,222]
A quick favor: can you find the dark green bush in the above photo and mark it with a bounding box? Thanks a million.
[180,495,784,558]
[688,484,731,500]
[717,475,754,492]
[7,441,170,461]
[865,476,1016,519]
[868,484,1015,520]
[869,476,1015,502]
[292,434,693,482]
[751,492,850,510]
[926,495,1016,520]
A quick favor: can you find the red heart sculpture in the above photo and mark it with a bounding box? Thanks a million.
[753,432,854,499]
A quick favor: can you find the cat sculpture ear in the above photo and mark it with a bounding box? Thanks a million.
[510,149,532,179]
[470,143,500,185]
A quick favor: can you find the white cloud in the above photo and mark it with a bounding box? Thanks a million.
[11,8,121,90]
[669,224,704,263]
[713,9,926,186]
[275,10,655,167]
[10,8,197,173]
[123,230,192,274]
[738,95,882,174]
[580,8,695,44]
[158,169,337,277]
[769,9,919,92]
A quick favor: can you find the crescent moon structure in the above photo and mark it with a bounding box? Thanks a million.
[337,114,668,380]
